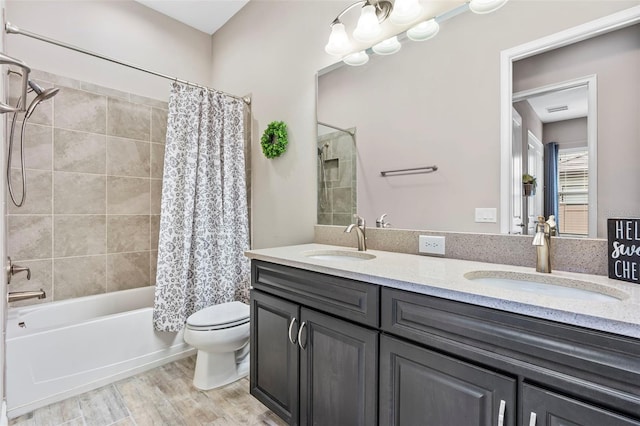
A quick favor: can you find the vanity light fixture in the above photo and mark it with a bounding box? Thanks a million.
[326,0,510,66]
[407,18,439,41]
[372,36,402,55]
[343,50,370,66]
[389,0,423,25]
[468,0,509,14]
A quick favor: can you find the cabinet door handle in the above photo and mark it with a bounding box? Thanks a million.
[528,412,537,426]
[297,321,307,350]
[497,400,506,426]
[288,317,298,344]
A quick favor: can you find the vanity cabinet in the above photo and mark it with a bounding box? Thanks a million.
[249,259,640,426]
[250,261,379,426]
[379,334,516,426]
[522,384,640,426]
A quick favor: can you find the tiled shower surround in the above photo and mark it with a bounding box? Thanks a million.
[317,129,357,226]
[7,70,168,306]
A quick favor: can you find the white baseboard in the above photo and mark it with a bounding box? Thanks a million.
[1,401,8,426]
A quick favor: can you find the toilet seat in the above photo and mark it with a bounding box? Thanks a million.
[186,301,249,331]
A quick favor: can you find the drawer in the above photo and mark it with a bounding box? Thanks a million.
[251,260,379,327]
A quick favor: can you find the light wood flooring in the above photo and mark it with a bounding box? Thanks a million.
[9,356,286,426]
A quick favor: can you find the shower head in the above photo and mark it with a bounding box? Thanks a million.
[25,81,59,119]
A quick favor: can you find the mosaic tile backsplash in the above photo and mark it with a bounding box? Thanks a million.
[7,70,168,306]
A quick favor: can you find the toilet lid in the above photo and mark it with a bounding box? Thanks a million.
[186,301,249,328]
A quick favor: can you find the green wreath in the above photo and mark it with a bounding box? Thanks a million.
[261,121,288,159]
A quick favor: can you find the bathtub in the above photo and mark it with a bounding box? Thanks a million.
[5,286,195,418]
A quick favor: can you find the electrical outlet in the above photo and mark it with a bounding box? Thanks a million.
[419,235,445,255]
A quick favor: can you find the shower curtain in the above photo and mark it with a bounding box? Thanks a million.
[153,82,250,332]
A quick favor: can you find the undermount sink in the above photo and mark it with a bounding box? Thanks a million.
[464,271,627,302]
[304,249,376,262]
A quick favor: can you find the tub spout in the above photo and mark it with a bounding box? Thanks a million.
[8,289,46,303]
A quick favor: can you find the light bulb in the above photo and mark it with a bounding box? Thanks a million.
[343,51,369,66]
[407,19,440,41]
[372,36,401,55]
[325,23,351,56]
[390,0,423,25]
[469,0,509,14]
[353,5,382,42]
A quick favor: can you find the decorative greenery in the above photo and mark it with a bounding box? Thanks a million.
[261,121,288,159]
[522,173,537,188]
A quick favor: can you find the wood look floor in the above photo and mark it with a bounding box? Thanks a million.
[9,356,287,426]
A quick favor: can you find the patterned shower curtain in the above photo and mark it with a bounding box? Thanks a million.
[153,82,250,332]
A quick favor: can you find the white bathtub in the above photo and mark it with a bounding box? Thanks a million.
[5,286,195,418]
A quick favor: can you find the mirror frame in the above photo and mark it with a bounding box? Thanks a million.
[499,5,640,236]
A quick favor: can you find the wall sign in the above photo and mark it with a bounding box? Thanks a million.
[608,218,640,284]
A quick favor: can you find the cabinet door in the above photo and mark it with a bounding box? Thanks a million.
[250,290,300,425]
[380,335,516,426]
[298,308,378,426]
[523,384,640,426]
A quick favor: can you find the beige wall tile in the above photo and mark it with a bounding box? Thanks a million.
[150,215,160,250]
[8,169,52,215]
[107,177,150,214]
[107,98,151,141]
[150,143,165,179]
[54,215,106,257]
[7,259,53,307]
[150,250,158,286]
[107,137,151,177]
[107,215,150,253]
[150,179,162,215]
[107,252,150,291]
[53,256,106,300]
[8,215,52,260]
[54,87,107,134]
[54,172,106,214]
[54,129,106,174]
[9,123,53,170]
[151,108,168,143]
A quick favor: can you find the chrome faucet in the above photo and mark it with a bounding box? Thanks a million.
[8,289,46,303]
[532,215,556,273]
[345,214,367,251]
[376,213,392,228]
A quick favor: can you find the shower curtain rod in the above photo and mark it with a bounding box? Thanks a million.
[5,22,251,105]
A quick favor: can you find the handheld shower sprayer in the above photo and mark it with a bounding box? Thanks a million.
[25,80,59,118]
[7,79,60,207]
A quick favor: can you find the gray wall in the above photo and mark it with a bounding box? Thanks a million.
[544,118,588,149]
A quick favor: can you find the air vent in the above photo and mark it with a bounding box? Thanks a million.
[547,105,569,113]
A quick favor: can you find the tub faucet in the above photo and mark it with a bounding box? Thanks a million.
[345,215,367,251]
[8,289,46,303]
[532,215,556,273]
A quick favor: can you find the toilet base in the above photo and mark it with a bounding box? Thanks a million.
[192,347,249,390]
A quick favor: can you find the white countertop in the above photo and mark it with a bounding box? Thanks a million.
[245,243,640,339]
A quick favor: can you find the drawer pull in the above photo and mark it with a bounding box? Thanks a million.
[297,321,307,350]
[288,317,298,345]
[528,412,537,426]
[498,400,506,426]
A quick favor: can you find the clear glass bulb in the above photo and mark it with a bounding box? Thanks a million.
[353,5,382,42]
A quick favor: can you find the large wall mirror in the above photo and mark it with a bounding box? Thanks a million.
[317,1,640,238]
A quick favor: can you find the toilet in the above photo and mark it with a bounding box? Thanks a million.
[183,301,250,390]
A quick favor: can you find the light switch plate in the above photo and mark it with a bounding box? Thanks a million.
[419,235,445,255]
[475,208,497,223]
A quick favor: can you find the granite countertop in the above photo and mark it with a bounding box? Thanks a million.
[245,243,640,339]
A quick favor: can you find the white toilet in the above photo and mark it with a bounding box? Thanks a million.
[183,301,250,390]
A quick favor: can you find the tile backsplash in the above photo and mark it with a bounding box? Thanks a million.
[7,70,168,306]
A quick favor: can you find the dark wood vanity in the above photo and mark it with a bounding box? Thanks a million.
[249,259,640,426]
